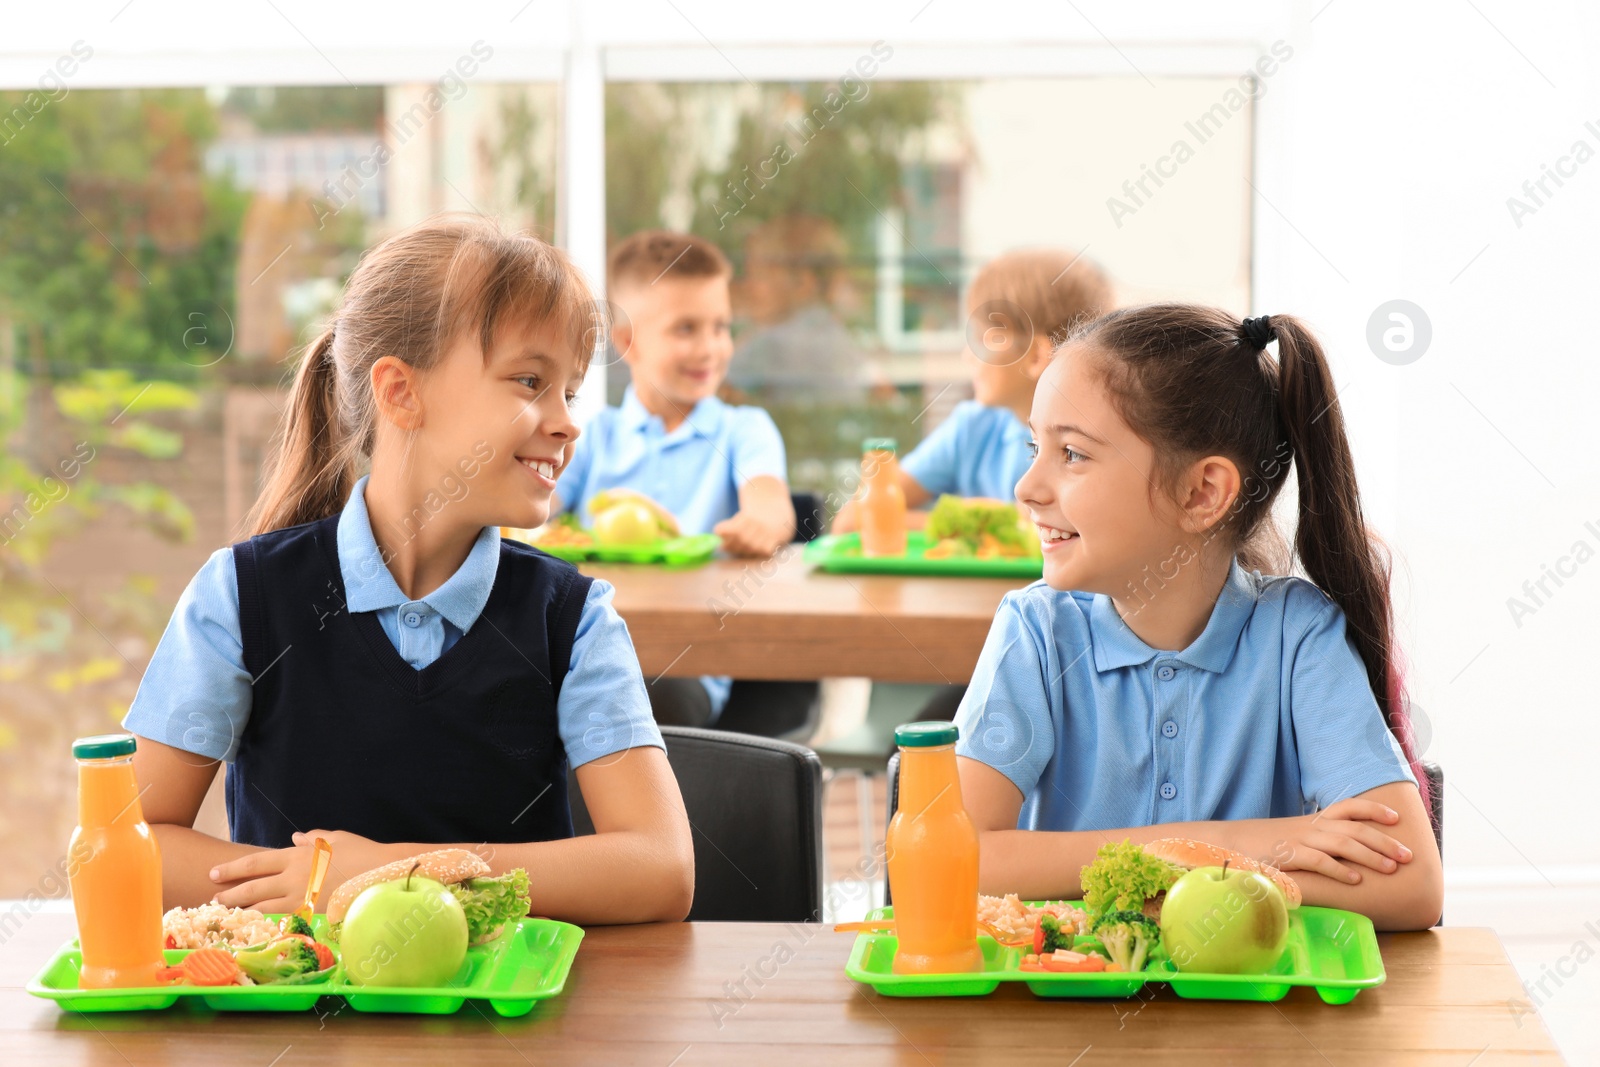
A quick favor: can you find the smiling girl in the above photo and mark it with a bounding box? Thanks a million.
[123,216,693,923]
[953,305,1443,930]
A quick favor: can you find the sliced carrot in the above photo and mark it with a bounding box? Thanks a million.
[831,920,898,934]
[155,965,188,984]
[181,947,241,986]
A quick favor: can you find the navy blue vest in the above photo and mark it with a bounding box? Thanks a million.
[226,514,590,849]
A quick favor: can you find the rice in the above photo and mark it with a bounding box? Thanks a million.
[977,894,1089,943]
[162,902,283,950]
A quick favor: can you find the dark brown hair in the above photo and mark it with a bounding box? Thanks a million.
[1069,303,1428,806]
[245,214,597,536]
[607,229,732,292]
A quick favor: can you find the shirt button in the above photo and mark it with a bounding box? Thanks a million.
[1162,720,1178,738]
[1160,782,1177,801]
[1157,665,1176,680]
[403,611,423,627]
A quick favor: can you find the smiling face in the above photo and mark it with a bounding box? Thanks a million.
[614,275,733,413]
[402,315,585,532]
[1017,344,1194,595]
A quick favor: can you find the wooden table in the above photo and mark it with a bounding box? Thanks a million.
[1,911,1565,1065]
[584,550,1024,684]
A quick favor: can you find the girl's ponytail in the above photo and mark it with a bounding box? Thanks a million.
[1269,316,1429,807]
[243,326,355,536]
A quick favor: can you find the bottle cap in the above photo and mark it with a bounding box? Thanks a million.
[72,733,137,760]
[862,437,897,454]
[894,721,958,748]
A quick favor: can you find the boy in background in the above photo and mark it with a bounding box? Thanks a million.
[555,231,800,729]
[833,248,1112,529]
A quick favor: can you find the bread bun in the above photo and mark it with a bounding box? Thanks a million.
[325,849,490,934]
[1144,837,1302,909]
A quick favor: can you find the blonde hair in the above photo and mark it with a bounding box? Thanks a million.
[968,248,1113,351]
[245,214,596,536]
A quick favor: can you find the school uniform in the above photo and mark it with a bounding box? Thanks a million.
[953,559,1417,831]
[556,386,788,722]
[902,400,1033,503]
[123,476,663,849]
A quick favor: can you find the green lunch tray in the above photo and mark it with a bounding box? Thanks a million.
[533,532,719,567]
[845,904,1385,1003]
[27,914,583,1017]
[805,532,1043,579]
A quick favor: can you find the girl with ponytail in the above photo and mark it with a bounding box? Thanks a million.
[953,304,1443,930]
[123,215,693,922]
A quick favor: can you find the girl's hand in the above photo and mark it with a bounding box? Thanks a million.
[1242,797,1415,885]
[209,830,405,912]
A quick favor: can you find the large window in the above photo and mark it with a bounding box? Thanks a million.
[0,57,1252,899]
[603,76,1252,494]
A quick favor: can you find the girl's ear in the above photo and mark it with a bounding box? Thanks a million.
[1180,454,1242,534]
[370,356,423,431]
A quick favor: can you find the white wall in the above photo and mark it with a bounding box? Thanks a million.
[1255,1,1600,881]
[5,0,1595,882]
[963,77,1253,312]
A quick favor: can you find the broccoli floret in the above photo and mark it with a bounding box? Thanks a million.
[1038,913,1075,954]
[1079,840,1181,915]
[1092,910,1160,972]
[234,937,323,984]
[280,913,314,939]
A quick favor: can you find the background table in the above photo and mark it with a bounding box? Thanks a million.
[584,551,1025,684]
[1,912,1566,1065]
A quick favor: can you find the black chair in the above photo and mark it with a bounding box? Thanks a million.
[883,754,1445,918]
[567,725,824,922]
[790,490,825,543]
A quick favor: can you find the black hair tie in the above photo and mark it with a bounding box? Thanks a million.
[1240,315,1276,350]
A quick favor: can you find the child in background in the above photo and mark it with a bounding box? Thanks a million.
[832,248,1112,531]
[954,305,1443,930]
[123,216,693,923]
[554,231,800,730]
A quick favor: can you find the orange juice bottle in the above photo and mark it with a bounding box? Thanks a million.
[68,734,164,989]
[885,722,982,974]
[858,437,907,557]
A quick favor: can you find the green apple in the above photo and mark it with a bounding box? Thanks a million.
[340,869,469,987]
[593,501,661,546]
[1159,864,1289,974]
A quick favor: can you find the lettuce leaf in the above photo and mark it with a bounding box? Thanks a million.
[925,494,1028,549]
[453,869,532,944]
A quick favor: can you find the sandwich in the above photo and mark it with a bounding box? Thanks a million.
[1142,837,1302,914]
[325,848,531,946]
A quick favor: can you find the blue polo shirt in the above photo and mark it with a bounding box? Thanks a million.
[902,400,1032,503]
[558,387,788,535]
[124,476,664,768]
[556,387,789,717]
[953,559,1417,831]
